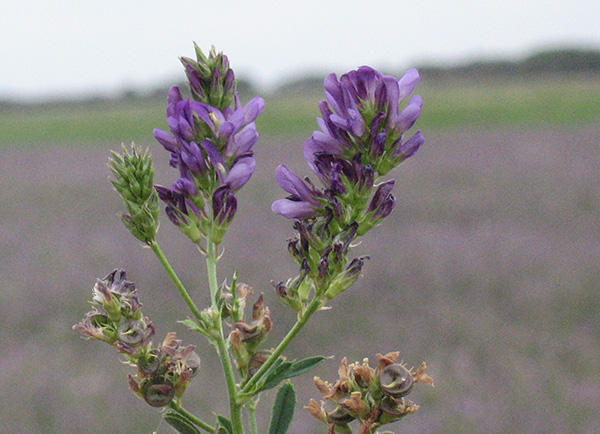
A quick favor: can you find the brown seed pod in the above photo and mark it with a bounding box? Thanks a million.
[378,396,407,423]
[326,406,356,425]
[117,320,146,345]
[137,349,163,376]
[141,378,175,407]
[378,363,413,398]
[186,350,201,377]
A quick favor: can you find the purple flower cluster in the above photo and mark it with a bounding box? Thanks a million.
[272,66,424,222]
[271,66,425,305]
[153,48,264,241]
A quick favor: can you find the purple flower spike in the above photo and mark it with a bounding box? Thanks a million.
[298,65,424,179]
[153,47,267,238]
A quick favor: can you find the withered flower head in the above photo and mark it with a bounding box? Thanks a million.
[128,332,201,408]
[308,353,433,431]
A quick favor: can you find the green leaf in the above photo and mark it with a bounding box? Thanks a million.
[179,318,209,337]
[180,318,202,331]
[258,360,293,392]
[215,415,232,434]
[286,356,328,379]
[268,383,296,434]
[258,356,328,393]
[163,410,202,434]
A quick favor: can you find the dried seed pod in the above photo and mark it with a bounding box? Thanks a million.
[137,349,163,376]
[378,396,407,423]
[247,353,268,377]
[141,378,175,407]
[186,350,201,377]
[326,406,356,425]
[117,320,146,345]
[379,364,413,398]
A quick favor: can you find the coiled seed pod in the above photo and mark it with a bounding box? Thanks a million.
[378,396,407,423]
[186,350,201,377]
[326,406,356,425]
[141,378,175,407]
[137,349,163,375]
[379,364,413,398]
[117,320,146,345]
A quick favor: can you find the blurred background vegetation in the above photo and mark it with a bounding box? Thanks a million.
[1,47,599,434]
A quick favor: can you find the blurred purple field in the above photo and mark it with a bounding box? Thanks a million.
[1,124,599,433]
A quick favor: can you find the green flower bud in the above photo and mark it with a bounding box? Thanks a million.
[109,144,159,244]
[324,256,369,300]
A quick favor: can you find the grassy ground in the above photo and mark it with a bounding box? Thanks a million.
[2,75,599,147]
[1,76,599,434]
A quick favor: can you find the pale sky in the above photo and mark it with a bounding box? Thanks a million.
[1,0,599,100]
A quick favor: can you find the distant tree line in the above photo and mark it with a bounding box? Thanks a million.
[416,47,600,80]
[2,47,599,107]
[270,48,600,95]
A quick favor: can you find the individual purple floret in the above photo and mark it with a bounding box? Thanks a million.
[271,165,325,219]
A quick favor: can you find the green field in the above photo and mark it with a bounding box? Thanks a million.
[1,76,599,147]
[1,75,599,434]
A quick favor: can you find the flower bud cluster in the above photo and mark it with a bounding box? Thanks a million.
[272,67,424,306]
[109,145,160,244]
[306,353,433,434]
[73,270,200,408]
[153,45,265,245]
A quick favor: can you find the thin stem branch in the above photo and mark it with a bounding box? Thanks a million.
[240,297,322,395]
[168,402,216,433]
[149,240,203,322]
[205,232,245,434]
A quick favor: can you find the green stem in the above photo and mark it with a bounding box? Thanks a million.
[206,236,220,307]
[205,233,245,434]
[247,400,259,434]
[149,240,203,322]
[241,297,322,395]
[168,402,216,433]
[213,333,244,434]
